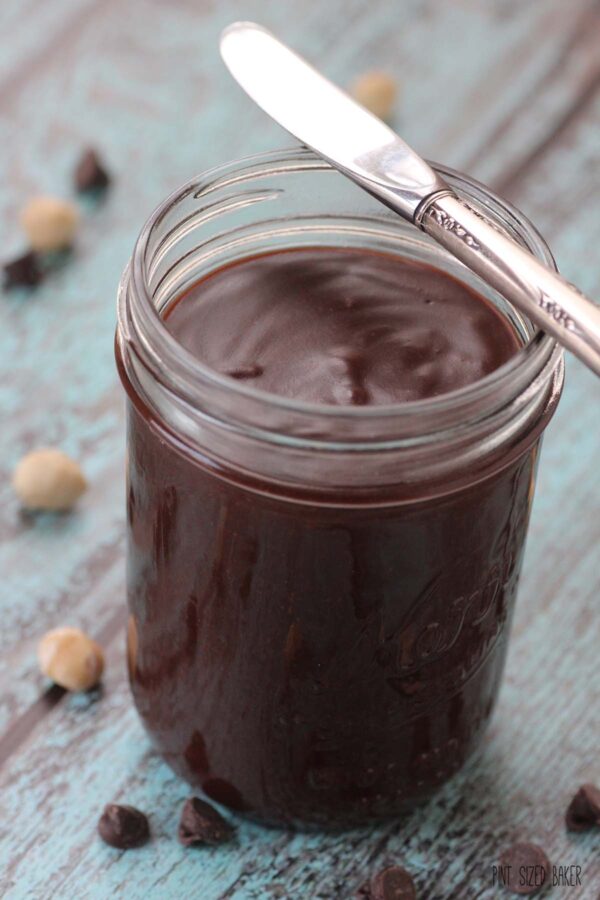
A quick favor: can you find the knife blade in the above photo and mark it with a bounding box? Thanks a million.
[220,22,449,220]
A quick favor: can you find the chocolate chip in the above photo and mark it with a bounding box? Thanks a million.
[97,803,150,849]
[74,148,110,192]
[3,250,42,289]
[498,843,551,895]
[565,783,600,832]
[178,796,235,846]
[369,866,416,900]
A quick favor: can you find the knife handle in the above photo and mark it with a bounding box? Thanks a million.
[417,192,600,376]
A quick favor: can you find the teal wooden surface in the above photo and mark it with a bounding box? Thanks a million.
[0,1,599,897]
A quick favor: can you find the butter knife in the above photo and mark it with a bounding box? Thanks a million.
[220,22,600,378]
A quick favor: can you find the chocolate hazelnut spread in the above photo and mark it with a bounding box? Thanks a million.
[123,248,539,827]
[165,249,519,404]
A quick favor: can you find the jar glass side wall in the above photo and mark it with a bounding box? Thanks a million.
[125,400,540,827]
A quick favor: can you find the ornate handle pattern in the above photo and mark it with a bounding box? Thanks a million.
[418,193,600,376]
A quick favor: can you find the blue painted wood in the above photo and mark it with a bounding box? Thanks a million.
[0,0,599,897]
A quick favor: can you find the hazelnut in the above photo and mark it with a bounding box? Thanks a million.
[350,71,397,121]
[13,448,87,511]
[20,196,79,251]
[38,627,104,691]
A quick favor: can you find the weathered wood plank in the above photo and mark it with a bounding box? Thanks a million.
[0,0,599,898]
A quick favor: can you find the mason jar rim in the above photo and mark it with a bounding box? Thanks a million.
[119,147,563,455]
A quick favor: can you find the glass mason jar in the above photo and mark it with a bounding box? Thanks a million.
[116,148,564,829]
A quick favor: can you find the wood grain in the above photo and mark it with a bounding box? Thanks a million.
[0,0,599,897]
